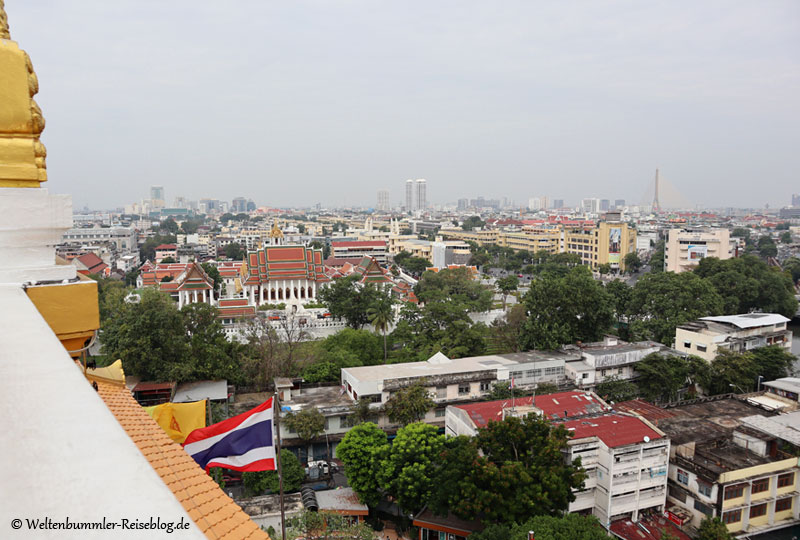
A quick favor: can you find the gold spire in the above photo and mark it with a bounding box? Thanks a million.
[0,0,48,187]
[0,0,10,40]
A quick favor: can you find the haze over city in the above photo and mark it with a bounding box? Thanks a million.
[8,0,800,210]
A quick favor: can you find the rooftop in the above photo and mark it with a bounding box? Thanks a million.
[700,313,789,330]
[610,514,692,540]
[563,414,663,448]
[314,487,369,515]
[764,378,800,394]
[452,391,609,428]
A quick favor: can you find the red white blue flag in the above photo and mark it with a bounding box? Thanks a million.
[183,398,276,472]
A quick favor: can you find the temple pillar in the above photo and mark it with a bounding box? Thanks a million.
[178,291,184,310]
[249,286,255,305]
[259,286,264,304]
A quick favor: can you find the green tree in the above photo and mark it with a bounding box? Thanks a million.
[349,396,379,424]
[435,413,585,524]
[318,327,384,366]
[416,266,493,311]
[159,256,176,264]
[380,423,444,513]
[300,361,340,383]
[242,449,304,494]
[649,240,665,273]
[367,291,395,362]
[159,217,179,235]
[223,242,245,260]
[627,272,723,345]
[635,353,709,403]
[706,346,795,395]
[471,514,609,540]
[598,263,612,275]
[318,276,383,329]
[759,237,778,258]
[521,266,614,350]
[200,262,221,293]
[595,376,638,402]
[605,279,632,321]
[101,288,189,381]
[383,382,434,426]
[489,304,527,354]
[496,275,519,310]
[462,215,485,231]
[624,251,642,273]
[780,230,793,244]
[283,408,325,463]
[336,423,389,506]
[139,234,177,262]
[731,227,751,240]
[697,516,735,540]
[179,302,245,382]
[694,256,797,317]
[783,257,800,283]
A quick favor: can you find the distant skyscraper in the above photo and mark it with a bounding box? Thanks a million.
[231,197,248,213]
[793,194,800,207]
[600,199,610,212]
[614,199,626,209]
[415,179,427,211]
[377,190,389,211]
[457,198,469,210]
[150,185,165,208]
[405,179,414,212]
[581,198,601,214]
[528,197,548,211]
[552,199,564,209]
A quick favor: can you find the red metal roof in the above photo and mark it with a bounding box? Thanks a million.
[331,241,387,248]
[155,244,177,250]
[610,515,691,540]
[133,381,175,392]
[453,391,608,429]
[563,414,662,448]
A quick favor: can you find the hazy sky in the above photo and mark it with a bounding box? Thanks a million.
[7,1,800,210]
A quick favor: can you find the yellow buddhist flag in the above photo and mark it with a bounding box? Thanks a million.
[144,400,207,443]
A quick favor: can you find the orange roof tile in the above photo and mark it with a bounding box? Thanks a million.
[94,379,269,540]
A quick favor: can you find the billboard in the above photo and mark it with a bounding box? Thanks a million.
[687,244,708,261]
[608,227,621,264]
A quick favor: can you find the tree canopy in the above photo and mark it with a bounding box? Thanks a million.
[336,423,389,506]
[415,266,492,311]
[317,276,388,329]
[383,382,435,426]
[696,517,735,540]
[520,266,614,350]
[470,514,610,540]
[242,449,304,494]
[379,423,444,512]
[634,353,709,403]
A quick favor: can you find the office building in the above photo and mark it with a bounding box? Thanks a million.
[665,228,733,273]
[600,199,610,212]
[405,179,414,212]
[614,199,626,209]
[150,185,165,209]
[552,199,565,209]
[793,194,800,207]
[582,198,601,214]
[528,196,548,211]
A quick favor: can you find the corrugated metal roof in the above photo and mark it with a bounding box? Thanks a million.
[700,313,789,329]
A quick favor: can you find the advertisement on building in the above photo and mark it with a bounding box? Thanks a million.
[608,228,621,264]
[687,245,708,261]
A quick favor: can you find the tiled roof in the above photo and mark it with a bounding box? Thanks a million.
[156,244,177,250]
[244,244,328,284]
[95,379,269,540]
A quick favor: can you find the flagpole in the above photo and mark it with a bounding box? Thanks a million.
[274,392,286,540]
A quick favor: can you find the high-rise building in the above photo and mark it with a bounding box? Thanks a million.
[793,194,800,207]
[581,198,601,214]
[600,199,610,212]
[415,179,427,211]
[377,190,389,211]
[457,198,469,210]
[231,197,248,213]
[614,199,626,209]
[405,179,414,212]
[528,197,548,211]
[665,228,733,273]
[552,199,565,209]
[150,185,165,208]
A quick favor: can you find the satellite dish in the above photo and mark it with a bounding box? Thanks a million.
[644,436,650,442]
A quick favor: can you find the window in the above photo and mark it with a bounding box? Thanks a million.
[722,510,741,524]
[698,482,712,497]
[435,408,446,418]
[479,381,490,392]
[778,473,795,488]
[458,383,470,396]
[369,394,382,404]
[340,415,353,429]
[683,341,691,349]
[696,345,707,353]
[436,387,447,399]
[752,478,769,493]
[776,498,793,512]
[677,469,689,485]
[750,504,767,518]
[694,499,713,516]
[725,484,745,500]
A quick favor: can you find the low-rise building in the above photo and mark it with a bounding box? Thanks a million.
[564,337,679,388]
[62,225,137,251]
[331,240,388,264]
[675,314,792,361]
[665,228,733,273]
[618,396,800,535]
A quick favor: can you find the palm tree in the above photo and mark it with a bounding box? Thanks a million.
[367,292,395,363]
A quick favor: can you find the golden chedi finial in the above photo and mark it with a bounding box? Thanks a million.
[0,0,10,40]
[0,0,48,187]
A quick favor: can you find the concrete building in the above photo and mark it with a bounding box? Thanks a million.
[675,314,792,361]
[405,179,414,212]
[665,228,733,273]
[431,240,472,269]
[564,337,676,388]
[62,225,137,251]
[150,185,165,209]
[377,189,389,211]
[619,397,800,535]
[416,178,427,211]
[446,394,669,526]
[331,240,387,264]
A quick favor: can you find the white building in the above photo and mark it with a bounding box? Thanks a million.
[665,228,733,273]
[415,178,427,211]
[62,225,137,251]
[675,313,792,361]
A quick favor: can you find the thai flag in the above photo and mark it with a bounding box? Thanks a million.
[183,398,276,472]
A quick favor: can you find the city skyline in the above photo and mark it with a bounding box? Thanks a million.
[8,1,799,210]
